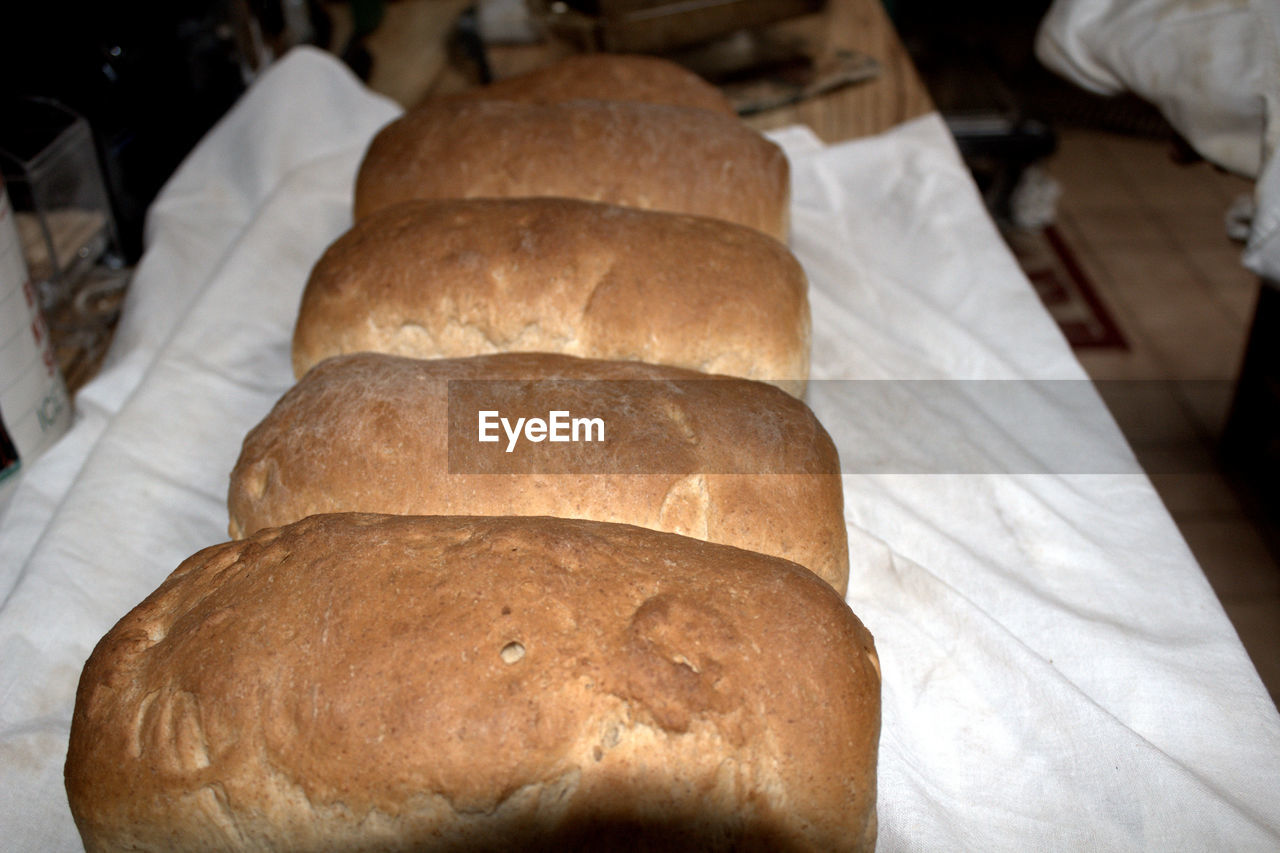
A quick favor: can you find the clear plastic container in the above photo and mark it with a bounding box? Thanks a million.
[0,97,121,313]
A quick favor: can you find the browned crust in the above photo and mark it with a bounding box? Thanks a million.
[66,513,878,852]
[229,352,848,594]
[292,198,810,394]
[449,54,736,115]
[352,98,790,240]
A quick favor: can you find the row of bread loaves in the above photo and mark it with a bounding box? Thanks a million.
[65,53,880,851]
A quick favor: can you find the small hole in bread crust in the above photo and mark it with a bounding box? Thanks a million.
[500,641,526,664]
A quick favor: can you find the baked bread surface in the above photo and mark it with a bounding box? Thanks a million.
[66,513,880,852]
[292,197,810,395]
[451,53,736,115]
[352,98,789,240]
[230,352,848,593]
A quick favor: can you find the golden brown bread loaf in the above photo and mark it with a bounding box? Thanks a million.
[352,98,790,239]
[66,512,880,852]
[229,352,849,593]
[292,197,810,395]
[451,53,736,115]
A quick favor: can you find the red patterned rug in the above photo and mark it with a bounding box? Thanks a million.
[1005,224,1128,350]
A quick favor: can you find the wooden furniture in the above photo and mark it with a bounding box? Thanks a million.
[360,0,935,143]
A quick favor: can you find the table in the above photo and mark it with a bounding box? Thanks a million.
[3,29,1279,853]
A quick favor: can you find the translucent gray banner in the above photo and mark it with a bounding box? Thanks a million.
[446,379,1230,475]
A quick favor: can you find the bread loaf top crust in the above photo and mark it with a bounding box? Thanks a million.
[230,351,848,593]
[450,53,736,115]
[352,98,790,240]
[66,513,879,852]
[292,197,810,394]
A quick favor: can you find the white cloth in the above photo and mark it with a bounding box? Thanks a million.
[1,45,1278,850]
[1035,0,1280,281]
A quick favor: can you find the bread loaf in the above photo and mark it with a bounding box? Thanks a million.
[229,352,848,593]
[451,53,735,115]
[66,513,880,852]
[352,98,789,239]
[292,197,810,395]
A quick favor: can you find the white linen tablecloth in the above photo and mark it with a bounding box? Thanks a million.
[2,46,1278,850]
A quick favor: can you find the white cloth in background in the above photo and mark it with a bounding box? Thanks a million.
[1035,0,1280,281]
[1,45,1278,851]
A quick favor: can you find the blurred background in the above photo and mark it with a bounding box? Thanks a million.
[2,0,1275,703]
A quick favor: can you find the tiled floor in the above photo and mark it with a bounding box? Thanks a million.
[1039,128,1280,707]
